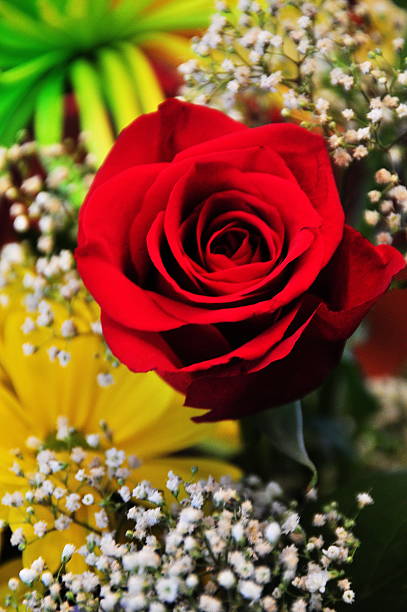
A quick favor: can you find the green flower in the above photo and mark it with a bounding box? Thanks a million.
[0,0,211,164]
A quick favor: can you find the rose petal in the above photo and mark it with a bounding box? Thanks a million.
[164,301,306,373]
[129,145,296,284]
[76,250,185,331]
[101,311,233,372]
[76,164,192,331]
[101,312,181,370]
[143,160,322,305]
[312,225,406,340]
[77,163,165,258]
[168,191,286,289]
[175,122,344,265]
[147,208,318,306]
[89,98,246,193]
[183,328,345,421]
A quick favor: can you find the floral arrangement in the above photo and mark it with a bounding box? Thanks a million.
[0,0,406,610]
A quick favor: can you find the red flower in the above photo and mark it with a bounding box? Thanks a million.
[76,99,405,421]
[354,269,407,378]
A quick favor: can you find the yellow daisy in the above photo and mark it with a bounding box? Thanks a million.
[0,262,240,572]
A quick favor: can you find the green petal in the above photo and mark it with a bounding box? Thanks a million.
[137,31,197,63]
[98,46,141,131]
[134,0,212,33]
[0,50,67,85]
[34,70,65,145]
[69,58,114,166]
[0,1,63,46]
[118,43,164,113]
[0,81,40,145]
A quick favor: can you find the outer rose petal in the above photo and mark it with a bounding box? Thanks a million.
[77,250,185,331]
[313,225,406,341]
[90,99,246,193]
[181,329,346,422]
[76,164,188,331]
[77,163,165,258]
[163,226,406,421]
[101,312,181,371]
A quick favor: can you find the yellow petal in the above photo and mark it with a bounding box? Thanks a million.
[0,295,216,456]
[140,32,197,64]
[91,370,214,460]
[22,523,87,574]
[0,310,101,438]
[0,558,23,601]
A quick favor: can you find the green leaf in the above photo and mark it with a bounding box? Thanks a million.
[34,70,65,145]
[336,470,407,611]
[262,401,317,487]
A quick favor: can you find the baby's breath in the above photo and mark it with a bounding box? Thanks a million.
[0,140,94,255]
[0,239,117,388]
[1,423,369,610]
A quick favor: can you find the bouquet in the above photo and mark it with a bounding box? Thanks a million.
[0,0,406,610]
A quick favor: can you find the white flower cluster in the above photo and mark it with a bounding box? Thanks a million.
[365,169,407,250]
[0,240,117,386]
[0,140,94,255]
[365,377,407,457]
[181,0,407,253]
[181,0,406,160]
[1,417,139,555]
[368,377,407,422]
[353,377,407,468]
[0,140,112,381]
[3,443,370,611]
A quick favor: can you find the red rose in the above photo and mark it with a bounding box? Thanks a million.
[76,99,405,421]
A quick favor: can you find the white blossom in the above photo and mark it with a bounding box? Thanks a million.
[61,544,76,562]
[239,579,262,600]
[19,568,37,585]
[356,492,373,508]
[156,577,179,603]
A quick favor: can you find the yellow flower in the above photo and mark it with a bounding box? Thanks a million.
[0,559,23,609]
[0,0,213,164]
[0,266,240,572]
[362,0,407,60]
